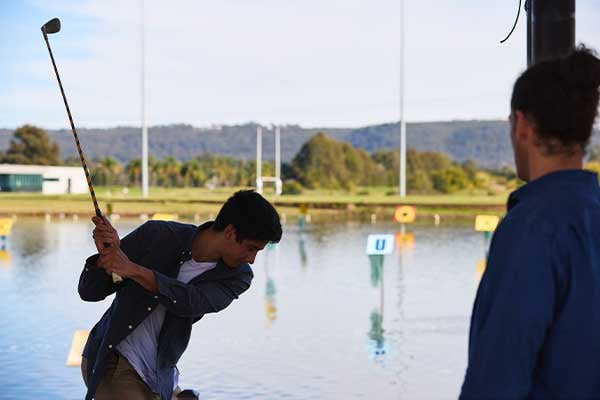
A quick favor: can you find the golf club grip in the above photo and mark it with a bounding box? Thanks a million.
[97,210,123,284]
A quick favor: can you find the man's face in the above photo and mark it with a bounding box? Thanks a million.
[222,225,267,267]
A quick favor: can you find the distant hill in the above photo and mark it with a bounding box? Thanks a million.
[1,120,595,169]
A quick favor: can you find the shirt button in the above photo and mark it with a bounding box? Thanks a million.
[153,295,158,299]
[172,300,177,304]
[108,344,112,349]
[85,267,89,272]
[128,325,133,330]
[179,261,184,265]
[147,307,152,311]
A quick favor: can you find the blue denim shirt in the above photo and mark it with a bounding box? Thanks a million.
[79,220,253,400]
[461,170,600,399]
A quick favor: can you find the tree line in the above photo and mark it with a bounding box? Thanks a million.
[8,124,595,195]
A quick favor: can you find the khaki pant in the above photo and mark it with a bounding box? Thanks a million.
[82,353,181,400]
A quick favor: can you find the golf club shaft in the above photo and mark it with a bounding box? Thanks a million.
[42,30,123,283]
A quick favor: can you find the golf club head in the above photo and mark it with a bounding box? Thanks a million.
[41,18,61,34]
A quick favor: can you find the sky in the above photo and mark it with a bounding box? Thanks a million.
[1,0,599,129]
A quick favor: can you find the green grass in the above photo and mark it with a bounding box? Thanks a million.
[0,186,509,219]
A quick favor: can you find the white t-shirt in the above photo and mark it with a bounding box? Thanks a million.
[117,258,217,392]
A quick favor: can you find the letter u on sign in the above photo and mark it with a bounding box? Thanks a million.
[366,234,395,255]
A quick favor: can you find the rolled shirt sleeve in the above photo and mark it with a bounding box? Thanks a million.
[460,218,560,398]
[153,270,252,318]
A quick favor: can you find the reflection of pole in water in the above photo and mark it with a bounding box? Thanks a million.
[368,254,386,359]
[483,230,492,260]
[299,232,307,267]
[264,243,277,324]
[369,254,384,288]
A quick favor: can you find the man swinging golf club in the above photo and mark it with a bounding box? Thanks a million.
[40,17,282,400]
[80,190,282,400]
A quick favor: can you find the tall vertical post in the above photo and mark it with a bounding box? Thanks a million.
[141,0,149,198]
[399,0,407,197]
[528,0,575,67]
[275,126,282,195]
[256,126,263,194]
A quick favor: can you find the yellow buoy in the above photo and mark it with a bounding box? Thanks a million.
[474,215,500,232]
[0,218,14,237]
[66,330,89,367]
[151,213,178,221]
[394,206,416,224]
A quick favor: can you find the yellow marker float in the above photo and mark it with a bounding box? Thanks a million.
[66,330,89,367]
[394,206,416,224]
[474,215,500,232]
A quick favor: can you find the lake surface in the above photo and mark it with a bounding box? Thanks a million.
[0,218,488,399]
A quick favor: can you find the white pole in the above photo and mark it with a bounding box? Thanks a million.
[256,126,263,194]
[275,126,282,195]
[141,0,149,198]
[399,0,407,198]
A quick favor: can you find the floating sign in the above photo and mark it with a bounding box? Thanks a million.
[474,215,500,232]
[394,206,416,224]
[366,234,395,255]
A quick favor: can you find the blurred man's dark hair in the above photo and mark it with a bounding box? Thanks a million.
[213,190,282,243]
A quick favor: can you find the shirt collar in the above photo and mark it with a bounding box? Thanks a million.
[180,221,214,261]
[507,169,598,210]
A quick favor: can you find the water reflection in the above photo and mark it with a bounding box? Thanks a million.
[298,232,308,267]
[264,243,278,324]
[0,249,11,268]
[368,255,386,361]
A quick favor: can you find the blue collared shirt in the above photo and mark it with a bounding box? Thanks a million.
[78,220,253,400]
[461,169,600,399]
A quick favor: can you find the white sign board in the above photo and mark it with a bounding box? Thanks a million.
[366,234,395,255]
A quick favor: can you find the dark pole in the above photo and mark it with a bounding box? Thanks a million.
[527,0,576,66]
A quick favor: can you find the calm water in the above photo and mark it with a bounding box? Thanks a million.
[0,218,488,399]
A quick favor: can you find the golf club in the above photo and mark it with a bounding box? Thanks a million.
[41,17,122,283]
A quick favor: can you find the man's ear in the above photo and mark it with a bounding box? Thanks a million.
[224,224,237,242]
[514,110,535,145]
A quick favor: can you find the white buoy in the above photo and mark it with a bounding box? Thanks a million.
[434,214,440,226]
[45,213,51,223]
[371,214,377,224]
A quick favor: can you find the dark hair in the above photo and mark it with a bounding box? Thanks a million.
[212,190,282,243]
[511,44,600,154]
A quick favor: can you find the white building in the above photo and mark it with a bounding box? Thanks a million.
[0,164,88,194]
